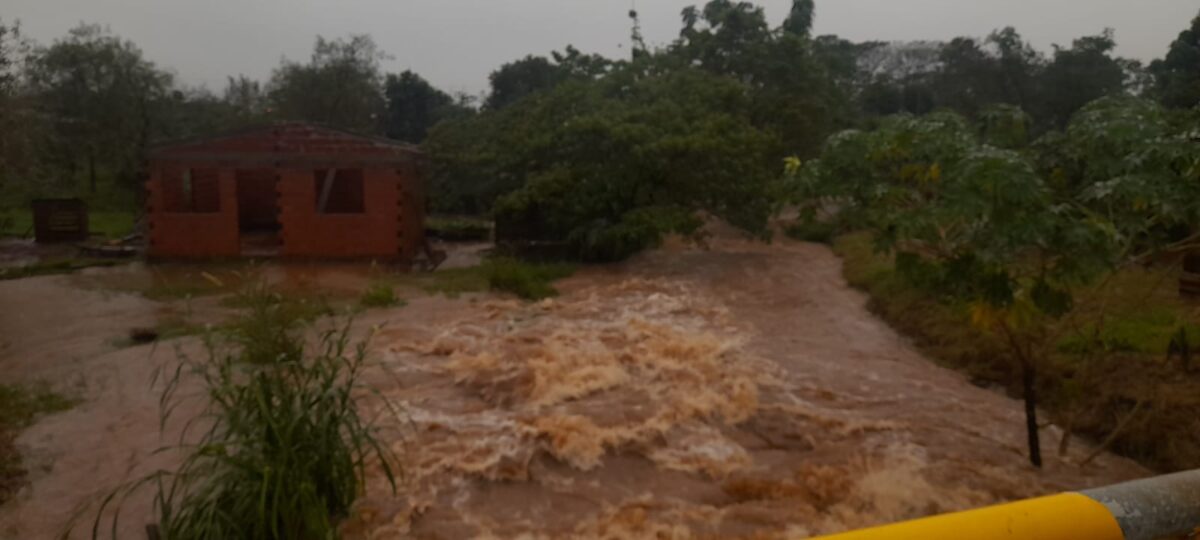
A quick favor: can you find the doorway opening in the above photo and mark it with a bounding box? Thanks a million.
[236,169,281,257]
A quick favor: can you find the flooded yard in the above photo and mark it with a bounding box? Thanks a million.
[0,234,1147,539]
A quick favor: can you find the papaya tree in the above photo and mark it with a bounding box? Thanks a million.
[798,112,1116,467]
[875,147,1114,467]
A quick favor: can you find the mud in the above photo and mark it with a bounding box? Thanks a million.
[0,235,1148,539]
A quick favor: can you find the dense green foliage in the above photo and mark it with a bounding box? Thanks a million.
[383,71,471,143]
[1149,13,1200,109]
[796,95,1200,466]
[835,232,1200,471]
[267,35,386,133]
[3,3,1197,258]
[489,70,780,261]
[428,1,848,258]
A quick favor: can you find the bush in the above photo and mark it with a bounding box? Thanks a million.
[785,220,836,244]
[100,287,398,539]
[486,257,574,300]
[359,281,402,308]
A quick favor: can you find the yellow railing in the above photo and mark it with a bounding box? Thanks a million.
[812,469,1200,540]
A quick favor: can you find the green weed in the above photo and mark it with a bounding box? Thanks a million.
[98,285,398,539]
[0,382,77,502]
[387,257,574,300]
[485,257,575,300]
[359,281,403,308]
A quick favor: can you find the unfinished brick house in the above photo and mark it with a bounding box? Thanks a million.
[145,123,426,260]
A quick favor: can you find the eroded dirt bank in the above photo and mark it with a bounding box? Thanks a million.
[0,237,1147,539]
[346,236,1146,538]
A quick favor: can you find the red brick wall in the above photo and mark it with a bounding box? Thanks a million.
[278,167,403,258]
[147,124,426,260]
[398,165,426,258]
[146,166,240,258]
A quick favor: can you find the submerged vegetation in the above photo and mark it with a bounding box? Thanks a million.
[390,257,575,301]
[485,257,575,300]
[99,285,398,539]
[359,280,403,309]
[0,382,76,503]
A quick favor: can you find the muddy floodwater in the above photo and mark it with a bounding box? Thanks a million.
[0,234,1146,539]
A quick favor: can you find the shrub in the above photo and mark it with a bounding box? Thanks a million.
[486,257,574,300]
[99,287,398,539]
[359,281,402,308]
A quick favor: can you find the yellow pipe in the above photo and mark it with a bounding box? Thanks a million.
[814,493,1125,540]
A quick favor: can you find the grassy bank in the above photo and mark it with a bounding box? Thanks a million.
[833,232,1200,471]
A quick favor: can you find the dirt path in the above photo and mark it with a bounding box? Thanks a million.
[0,237,1147,539]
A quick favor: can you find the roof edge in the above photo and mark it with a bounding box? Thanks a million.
[147,121,422,154]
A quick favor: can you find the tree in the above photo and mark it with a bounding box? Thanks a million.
[382,70,469,143]
[484,56,564,111]
[493,69,781,261]
[856,41,942,116]
[796,113,1120,467]
[1067,96,1200,247]
[782,0,815,37]
[268,35,386,132]
[0,19,29,95]
[26,24,172,194]
[0,19,43,190]
[483,47,610,111]
[1149,11,1200,109]
[677,1,772,78]
[934,37,1002,117]
[223,75,269,122]
[674,1,847,154]
[1037,30,1127,128]
[987,27,1043,111]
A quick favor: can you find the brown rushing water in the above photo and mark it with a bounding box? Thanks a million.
[0,235,1147,539]
[343,234,1147,539]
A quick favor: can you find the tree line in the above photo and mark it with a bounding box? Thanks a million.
[0,2,1197,244]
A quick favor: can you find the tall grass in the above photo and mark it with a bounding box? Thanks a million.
[97,285,398,539]
[486,257,575,300]
[359,281,402,309]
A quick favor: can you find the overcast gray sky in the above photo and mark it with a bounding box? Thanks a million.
[6,0,1196,96]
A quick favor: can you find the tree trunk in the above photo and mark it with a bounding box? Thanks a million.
[88,154,97,194]
[1022,360,1043,468]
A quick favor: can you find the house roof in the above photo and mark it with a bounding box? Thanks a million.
[148,122,424,167]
